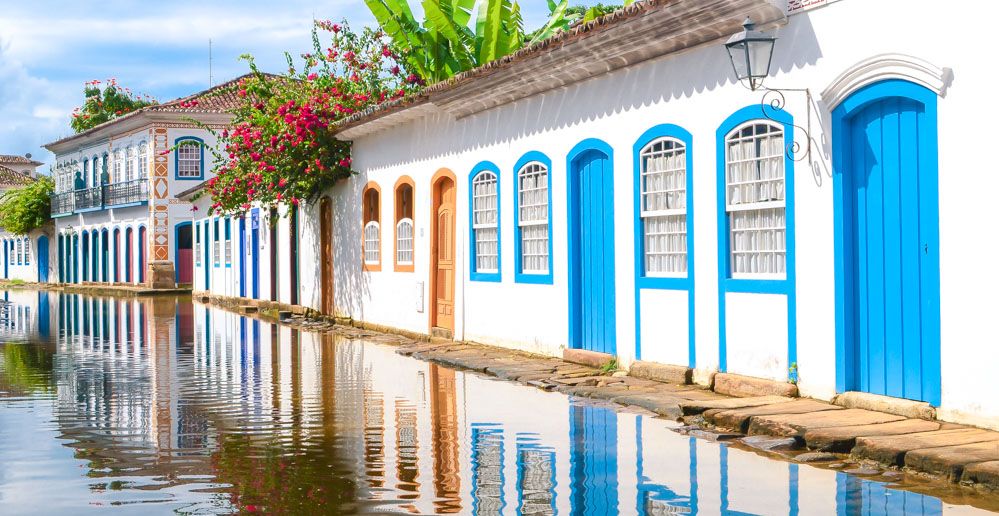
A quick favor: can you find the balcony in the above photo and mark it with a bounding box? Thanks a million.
[51,192,75,217]
[103,179,148,207]
[50,179,150,217]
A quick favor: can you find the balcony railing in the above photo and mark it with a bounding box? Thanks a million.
[50,179,150,217]
[103,179,148,207]
[74,186,103,211]
[51,192,75,217]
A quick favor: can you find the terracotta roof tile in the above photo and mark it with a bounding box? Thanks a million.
[0,165,35,187]
[0,154,43,166]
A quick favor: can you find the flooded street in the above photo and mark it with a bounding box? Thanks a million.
[0,290,994,515]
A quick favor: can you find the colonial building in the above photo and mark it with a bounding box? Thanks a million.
[0,154,52,283]
[44,79,241,288]
[192,0,999,428]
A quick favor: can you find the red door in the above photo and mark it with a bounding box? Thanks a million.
[178,249,193,284]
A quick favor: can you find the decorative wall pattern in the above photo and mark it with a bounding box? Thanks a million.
[151,128,170,261]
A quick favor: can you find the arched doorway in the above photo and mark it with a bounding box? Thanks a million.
[37,236,49,283]
[71,234,79,283]
[138,226,147,284]
[568,139,617,355]
[125,228,133,283]
[832,79,941,405]
[100,229,109,282]
[430,170,456,336]
[81,232,90,282]
[175,222,193,285]
[289,206,299,305]
[319,196,335,315]
[112,229,120,282]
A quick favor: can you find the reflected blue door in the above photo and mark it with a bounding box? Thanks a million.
[571,150,617,354]
[840,83,941,405]
[570,405,618,515]
[37,236,49,282]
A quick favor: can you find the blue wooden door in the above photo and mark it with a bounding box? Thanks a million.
[250,209,260,299]
[37,236,49,282]
[569,405,618,515]
[572,149,617,354]
[842,86,941,404]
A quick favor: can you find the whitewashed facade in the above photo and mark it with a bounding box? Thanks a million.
[44,80,238,287]
[193,0,999,428]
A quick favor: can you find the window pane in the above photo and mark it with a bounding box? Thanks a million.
[472,172,499,273]
[396,219,413,265]
[521,224,549,274]
[644,214,687,275]
[364,222,380,264]
[474,227,498,273]
[641,137,687,275]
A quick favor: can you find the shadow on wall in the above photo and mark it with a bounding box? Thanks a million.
[331,178,370,319]
[355,14,823,172]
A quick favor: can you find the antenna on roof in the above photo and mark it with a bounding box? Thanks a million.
[209,38,214,88]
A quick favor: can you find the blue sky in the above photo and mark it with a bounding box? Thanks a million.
[0,1,554,169]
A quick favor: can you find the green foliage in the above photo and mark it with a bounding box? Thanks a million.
[0,176,54,234]
[600,357,619,374]
[0,343,55,394]
[365,0,575,83]
[788,361,799,385]
[70,79,156,133]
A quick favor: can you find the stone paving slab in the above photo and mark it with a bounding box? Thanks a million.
[608,393,684,419]
[707,399,843,432]
[853,429,999,467]
[804,419,944,453]
[678,395,795,416]
[905,440,999,481]
[748,408,906,438]
[962,461,999,490]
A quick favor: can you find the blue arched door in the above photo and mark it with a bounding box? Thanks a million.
[568,141,617,355]
[37,236,49,283]
[833,80,941,405]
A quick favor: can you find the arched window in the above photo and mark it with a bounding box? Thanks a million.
[640,137,688,275]
[16,238,22,265]
[82,160,90,188]
[126,145,136,181]
[23,238,29,266]
[725,121,786,277]
[470,163,499,280]
[138,142,148,178]
[101,153,109,184]
[112,149,123,184]
[362,182,381,270]
[175,137,204,179]
[394,177,414,271]
[91,156,99,185]
[516,160,550,275]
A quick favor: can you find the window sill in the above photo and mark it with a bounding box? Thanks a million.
[515,272,553,285]
[363,263,381,272]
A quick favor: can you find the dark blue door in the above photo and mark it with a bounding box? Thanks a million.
[37,236,49,282]
[239,217,246,298]
[839,81,941,405]
[571,149,617,354]
[569,405,618,515]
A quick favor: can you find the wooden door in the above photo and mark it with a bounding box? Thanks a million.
[320,197,335,315]
[842,90,940,404]
[572,149,617,355]
[431,174,456,332]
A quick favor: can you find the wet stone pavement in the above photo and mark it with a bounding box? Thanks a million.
[1,288,998,514]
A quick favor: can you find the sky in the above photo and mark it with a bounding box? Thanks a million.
[0,1,554,170]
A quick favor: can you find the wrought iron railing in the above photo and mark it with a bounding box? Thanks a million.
[103,179,148,207]
[51,192,75,216]
[74,186,102,211]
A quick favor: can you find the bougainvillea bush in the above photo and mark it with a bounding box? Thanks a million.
[70,79,156,133]
[203,20,420,216]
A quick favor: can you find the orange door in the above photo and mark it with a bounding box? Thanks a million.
[432,175,456,332]
[320,197,334,315]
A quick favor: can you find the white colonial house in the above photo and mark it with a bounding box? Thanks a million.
[0,154,54,283]
[191,0,999,429]
[44,79,242,288]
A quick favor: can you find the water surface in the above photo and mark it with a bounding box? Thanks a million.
[0,290,994,514]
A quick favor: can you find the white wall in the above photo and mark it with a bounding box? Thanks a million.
[318,0,999,427]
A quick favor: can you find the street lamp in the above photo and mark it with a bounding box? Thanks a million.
[724,17,777,91]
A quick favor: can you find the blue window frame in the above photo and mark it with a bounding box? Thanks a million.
[224,218,232,267]
[715,105,797,373]
[23,238,29,266]
[632,124,695,365]
[213,218,220,267]
[174,136,205,180]
[513,151,553,284]
[468,161,501,282]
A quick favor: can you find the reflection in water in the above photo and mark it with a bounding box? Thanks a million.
[0,290,990,515]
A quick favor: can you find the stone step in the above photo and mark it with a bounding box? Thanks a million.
[833,391,936,420]
[706,399,843,433]
[563,348,614,369]
[713,372,798,398]
[905,440,999,481]
[803,419,944,453]
[628,360,692,385]
[961,460,999,490]
[852,428,999,467]
[747,408,906,438]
